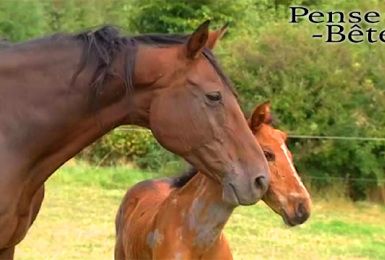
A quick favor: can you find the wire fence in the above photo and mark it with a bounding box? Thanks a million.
[113,126,385,184]
[303,176,385,183]
[288,135,385,142]
[116,126,385,142]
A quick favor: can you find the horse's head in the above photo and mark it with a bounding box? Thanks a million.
[133,21,269,206]
[249,102,311,226]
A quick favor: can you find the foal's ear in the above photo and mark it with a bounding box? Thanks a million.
[206,23,229,49]
[250,101,271,133]
[185,20,210,59]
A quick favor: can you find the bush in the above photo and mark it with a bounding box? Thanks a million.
[78,128,186,174]
[219,19,385,200]
[79,129,151,165]
[128,0,260,33]
[0,1,48,41]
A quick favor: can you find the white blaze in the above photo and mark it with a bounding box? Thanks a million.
[280,143,307,191]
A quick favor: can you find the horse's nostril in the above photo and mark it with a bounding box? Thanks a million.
[295,202,309,223]
[297,202,305,217]
[254,175,268,193]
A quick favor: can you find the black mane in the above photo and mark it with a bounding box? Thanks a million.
[2,26,236,100]
[171,167,199,188]
[72,26,236,96]
[72,26,136,95]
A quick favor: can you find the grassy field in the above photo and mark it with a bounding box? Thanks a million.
[16,162,385,260]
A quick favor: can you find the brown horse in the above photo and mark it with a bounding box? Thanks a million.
[0,22,270,258]
[115,102,311,259]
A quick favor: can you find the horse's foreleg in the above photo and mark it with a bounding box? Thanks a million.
[30,185,45,226]
[0,185,45,258]
[0,246,15,260]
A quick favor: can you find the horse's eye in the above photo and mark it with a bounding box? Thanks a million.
[264,150,275,162]
[205,91,222,102]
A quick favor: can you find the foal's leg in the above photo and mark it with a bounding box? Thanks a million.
[0,246,15,260]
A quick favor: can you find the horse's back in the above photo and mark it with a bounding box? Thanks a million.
[115,178,173,260]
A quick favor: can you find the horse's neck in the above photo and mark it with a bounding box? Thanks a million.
[160,173,234,253]
[0,40,144,199]
[0,39,80,75]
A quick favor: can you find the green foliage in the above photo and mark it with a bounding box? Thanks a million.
[133,137,187,175]
[1,0,384,199]
[79,129,186,174]
[213,1,385,200]
[0,0,47,41]
[128,0,258,33]
[79,129,153,165]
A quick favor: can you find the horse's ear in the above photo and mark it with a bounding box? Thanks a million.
[206,23,229,49]
[250,101,271,133]
[185,20,210,59]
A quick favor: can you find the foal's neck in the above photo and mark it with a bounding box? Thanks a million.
[166,172,234,253]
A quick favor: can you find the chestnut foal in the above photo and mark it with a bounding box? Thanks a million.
[250,102,311,226]
[115,102,311,259]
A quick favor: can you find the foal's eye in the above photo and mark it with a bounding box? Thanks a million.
[205,91,222,102]
[263,150,276,162]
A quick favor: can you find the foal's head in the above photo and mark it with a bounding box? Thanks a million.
[249,102,311,226]
[133,21,269,206]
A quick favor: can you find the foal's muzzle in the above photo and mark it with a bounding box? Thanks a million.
[282,199,311,226]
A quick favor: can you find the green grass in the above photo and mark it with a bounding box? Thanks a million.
[16,161,385,259]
